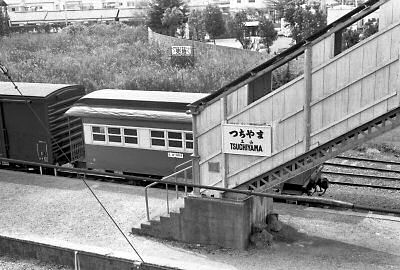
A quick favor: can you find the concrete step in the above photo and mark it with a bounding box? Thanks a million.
[149,219,161,227]
[160,216,171,224]
[169,212,181,219]
[131,201,187,241]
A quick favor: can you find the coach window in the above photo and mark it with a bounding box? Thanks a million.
[107,127,122,143]
[185,132,193,150]
[92,126,105,142]
[151,130,166,147]
[123,128,138,145]
[168,131,183,148]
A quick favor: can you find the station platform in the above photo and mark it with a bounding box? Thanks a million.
[0,169,399,270]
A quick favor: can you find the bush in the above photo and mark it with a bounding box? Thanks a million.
[0,23,270,93]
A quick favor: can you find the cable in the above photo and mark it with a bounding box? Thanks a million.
[80,175,145,262]
[0,63,145,263]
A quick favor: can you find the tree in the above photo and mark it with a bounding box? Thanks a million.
[360,18,378,39]
[342,18,379,50]
[188,9,206,41]
[342,28,360,50]
[204,5,225,42]
[284,3,327,43]
[229,11,252,49]
[258,17,277,53]
[146,0,188,36]
[161,7,186,37]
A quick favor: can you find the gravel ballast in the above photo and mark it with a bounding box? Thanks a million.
[0,255,71,270]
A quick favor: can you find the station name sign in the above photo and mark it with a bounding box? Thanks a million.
[222,124,271,157]
[171,46,193,56]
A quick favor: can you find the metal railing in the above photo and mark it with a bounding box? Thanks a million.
[173,159,193,195]
[145,165,192,221]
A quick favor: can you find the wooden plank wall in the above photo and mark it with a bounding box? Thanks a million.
[227,85,248,116]
[379,0,400,30]
[195,8,400,189]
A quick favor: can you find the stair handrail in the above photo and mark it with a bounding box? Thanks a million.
[174,159,192,173]
[145,165,192,221]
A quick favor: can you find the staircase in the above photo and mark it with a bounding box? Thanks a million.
[188,0,400,195]
[132,210,184,241]
[134,0,400,248]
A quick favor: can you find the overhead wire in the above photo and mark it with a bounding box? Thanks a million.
[0,63,145,263]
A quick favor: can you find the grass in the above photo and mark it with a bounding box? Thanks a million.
[0,23,272,93]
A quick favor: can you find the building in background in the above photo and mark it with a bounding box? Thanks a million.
[5,0,275,13]
[4,0,149,12]
[327,4,379,25]
[229,0,268,13]
[186,0,230,12]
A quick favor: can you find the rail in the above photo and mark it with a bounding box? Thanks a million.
[173,159,193,195]
[174,159,192,172]
[1,157,399,219]
[335,156,400,166]
[145,165,192,221]
[324,162,400,174]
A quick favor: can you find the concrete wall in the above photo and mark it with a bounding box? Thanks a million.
[0,235,174,270]
[135,195,273,249]
[182,196,273,249]
[181,196,251,249]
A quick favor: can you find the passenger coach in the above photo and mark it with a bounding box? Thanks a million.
[66,89,207,177]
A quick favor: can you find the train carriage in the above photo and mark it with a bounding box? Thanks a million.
[0,82,85,165]
[66,89,207,177]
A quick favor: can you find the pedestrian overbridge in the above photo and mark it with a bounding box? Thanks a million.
[188,0,400,196]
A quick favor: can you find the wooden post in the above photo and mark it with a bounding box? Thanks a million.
[190,107,201,195]
[304,46,312,152]
[220,96,228,188]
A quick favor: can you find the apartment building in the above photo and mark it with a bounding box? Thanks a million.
[4,0,148,12]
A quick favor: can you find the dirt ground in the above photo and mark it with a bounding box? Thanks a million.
[0,169,399,270]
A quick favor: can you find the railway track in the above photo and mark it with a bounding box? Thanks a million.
[1,156,399,215]
[322,155,400,191]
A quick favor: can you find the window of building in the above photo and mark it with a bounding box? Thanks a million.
[89,125,193,152]
[249,0,255,2]
[237,0,241,3]
[92,126,105,142]
[107,127,122,143]
[185,132,193,149]
[150,130,166,147]
[91,125,138,146]
[150,129,193,151]
[123,128,138,145]
[168,131,183,148]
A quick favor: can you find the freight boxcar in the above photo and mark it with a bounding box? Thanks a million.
[0,82,85,165]
[66,89,207,177]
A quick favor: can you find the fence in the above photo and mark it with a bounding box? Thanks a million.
[147,28,263,60]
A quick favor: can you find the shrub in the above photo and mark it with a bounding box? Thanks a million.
[0,23,273,93]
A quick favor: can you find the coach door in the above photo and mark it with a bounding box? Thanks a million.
[0,103,8,158]
[37,141,49,162]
